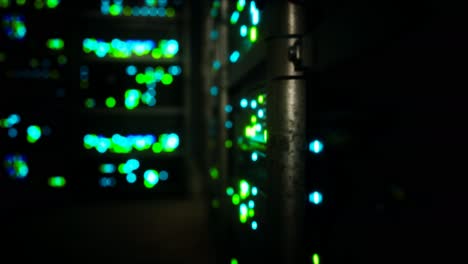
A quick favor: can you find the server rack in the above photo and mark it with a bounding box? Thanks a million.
[1,0,192,202]
[203,1,322,263]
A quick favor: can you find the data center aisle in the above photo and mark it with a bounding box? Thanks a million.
[1,162,215,264]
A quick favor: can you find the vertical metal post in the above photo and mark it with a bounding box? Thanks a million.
[266,1,307,264]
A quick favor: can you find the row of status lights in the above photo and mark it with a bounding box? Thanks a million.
[3,154,65,188]
[98,159,169,188]
[226,179,259,230]
[99,168,167,188]
[0,0,60,9]
[227,0,261,64]
[83,133,180,154]
[101,0,177,17]
[230,254,319,264]
[82,64,180,110]
[2,14,26,40]
[228,94,267,160]
[82,38,179,59]
[1,114,50,143]
[84,89,158,110]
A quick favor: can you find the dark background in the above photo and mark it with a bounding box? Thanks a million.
[1,0,466,263]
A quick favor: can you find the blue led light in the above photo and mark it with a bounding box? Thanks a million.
[257,109,265,118]
[240,25,248,37]
[230,11,240,24]
[225,104,233,113]
[213,60,221,70]
[4,154,28,179]
[229,50,240,63]
[251,152,258,162]
[240,98,248,108]
[166,39,179,55]
[144,170,159,185]
[210,86,219,96]
[248,200,255,208]
[250,1,260,25]
[250,100,257,109]
[309,191,323,205]
[126,159,140,171]
[166,133,180,149]
[210,30,219,40]
[309,140,324,154]
[168,65,182,75]
[225,121,233,129]
[251,187,258,196]
[126,65,137,75]
[251,221,258,230]
[8,128,18,138]
[159,170,169,181]
[8,114,20,125]
[126,173,137,183]
[99,177,116,187]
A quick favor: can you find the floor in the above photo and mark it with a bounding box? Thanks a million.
[0,163,216,264]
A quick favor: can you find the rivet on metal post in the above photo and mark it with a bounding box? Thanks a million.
[288,38,303,71]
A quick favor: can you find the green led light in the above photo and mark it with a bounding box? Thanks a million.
[312,254,320,264]
[100,164,116,174]
[26,125,42,143]
[225,140,233,148]
[231,258,238,264]
[0,0,10,8]
[84,98,95,108]
[232,194,240,205]
[30,58,39,68]
[34,0,44,9]
[239,204,248,223]
[80,80,89,89]
[166,8,175,17]
[47,38,64,50]
[57,55,67,65]
[209,167,219,180]
[248,208,255,218]
[109,4,122,16]
[239,180,250,199]
[211,199,220,208]
[4,154,29,178]
[17,0,26,6]
[105,97,116,108]
[152,49,162,59]
[48,176,66,188]
[83,134,97,149]
[236,0,245,11]
[251,115,257,124]
[124,89,141,110]
[46,0,60,9]
[144,169,159,188]
[161,73,173,85]
[226,187,234,196]
[123,6,132,16]
[258,94,265,104]
[152,142,163,153]
[249,26,258,43]
[118,163,127,174]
